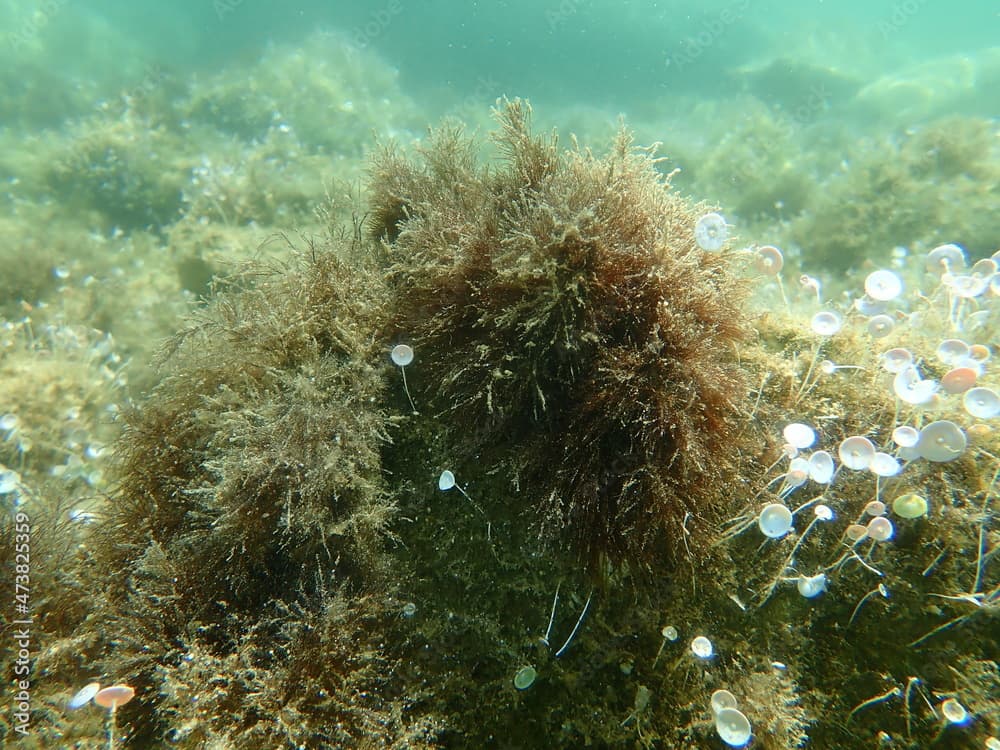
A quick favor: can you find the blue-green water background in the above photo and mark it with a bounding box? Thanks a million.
[5,0,998,124]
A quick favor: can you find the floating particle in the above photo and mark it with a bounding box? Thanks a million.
[940,367,977,395]
[758,503,793,538]
[940,698,968,725]
[513,666,537,691]
[711,689,738,716]
[925,243,966,273]
[881,348,912,373]
[694,212,729,252]
[810,311,842,336]
[946,274,989,298]
[866,516,894,542]
[964,387,999,419]
[869,452,900,477]
[892,493,928,519]
[754,245,783,275]
[690,635,714,659]
[867,314,895,338]
[807,450,834,484]
[839,436,875,471]
[715,707,752,747]
[864,270,902,301]
[797,573,827,598]
[783,423,816,450]
[916,420,967,462]
[893,366,937,405]
[891,426,919,448]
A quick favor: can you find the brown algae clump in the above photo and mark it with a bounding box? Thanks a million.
[105,248,395,606]
[371,99,753,568]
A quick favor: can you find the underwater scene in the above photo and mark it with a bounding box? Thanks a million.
[1,1,998,748]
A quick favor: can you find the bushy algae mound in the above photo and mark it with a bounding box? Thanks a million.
[371,99,753,568]
[65,246,431,746]
[104,247,393,608]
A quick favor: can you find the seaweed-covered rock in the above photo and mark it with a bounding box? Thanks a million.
[371,99,754,569]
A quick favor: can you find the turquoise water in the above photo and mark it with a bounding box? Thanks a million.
[5,1,998,120]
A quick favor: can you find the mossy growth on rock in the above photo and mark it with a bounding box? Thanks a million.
[101,245,395,612]
[57,240,433,746]
[370,98,754,570]
[787,115,1000,271]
